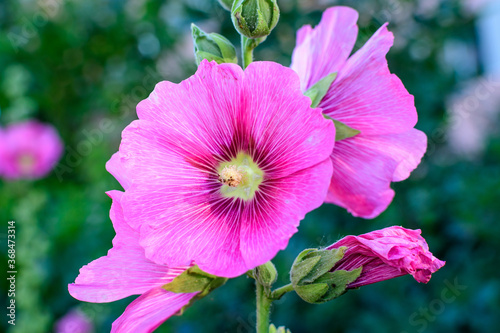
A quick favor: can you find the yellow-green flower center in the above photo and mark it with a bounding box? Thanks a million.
[217,152,263,201]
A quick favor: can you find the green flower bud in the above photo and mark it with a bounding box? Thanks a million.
[218,0,234,11]
[191,24,238,65]
[269,324,292,333]
[253,261,277,288]
[231,0,280,39]
[290,248,362,304]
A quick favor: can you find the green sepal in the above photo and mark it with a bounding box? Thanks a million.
[163,265,228,315]
[290,247,362,304]
[304,72,337,108]
[254,261,278,288]
[218,0,234,10]
[326,116,361,141]
[294,283,330,303]
[290,247,346,285]
[312,268,362,303]
[269,323,292,333]
[231,0,279,39]
[191,24,237,65]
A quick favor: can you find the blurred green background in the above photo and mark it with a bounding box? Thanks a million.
[1,0,499,332]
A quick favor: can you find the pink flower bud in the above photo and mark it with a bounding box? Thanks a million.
[327,226,445,288]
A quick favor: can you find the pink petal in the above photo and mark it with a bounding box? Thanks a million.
[69,191,187,302]
[326,129,426,218]
[111,287,197,333]
[243,61,335,179]
[320,24,418,135]
[239,158,333,270]
[106,152,132,190]
[116,61,335,277]
[328,226,445,287]
[291,7,359,91]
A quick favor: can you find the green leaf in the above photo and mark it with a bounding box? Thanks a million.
[304,72,337,108]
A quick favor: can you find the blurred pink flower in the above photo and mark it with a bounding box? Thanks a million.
[291,7,427,218]
[327,226,445,288]
[55,309,93,333]
[69,190,198,333]
[0,120,63,180]
[107,60,335,277]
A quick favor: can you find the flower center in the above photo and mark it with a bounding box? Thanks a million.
[17,153,36,174]
[217,152,263,201]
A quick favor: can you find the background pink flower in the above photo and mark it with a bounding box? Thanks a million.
[327,226,445,288]
[291,7,427,218]
[108,60,335,278]
[55,309,93,333]
[69,191,198,333]
[0,120,63,180]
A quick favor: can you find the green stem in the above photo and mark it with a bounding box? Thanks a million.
[270,283,294,300]
[241,35,253,69]
[256,281,272,333]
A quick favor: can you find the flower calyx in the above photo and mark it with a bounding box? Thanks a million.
[290,247,362,304]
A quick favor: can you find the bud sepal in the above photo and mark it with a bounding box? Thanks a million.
[231,0,280,39]
[191,24,238,65]
[290,247,362,304]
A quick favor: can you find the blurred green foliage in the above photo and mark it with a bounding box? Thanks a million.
[1,0,499,332]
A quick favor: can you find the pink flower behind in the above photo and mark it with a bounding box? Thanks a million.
[291,7,427,218]
[108,60,336,278]
[0,120,63,180]
[55,309,93,333]
[69,191,198,333]
[327,226,445,288]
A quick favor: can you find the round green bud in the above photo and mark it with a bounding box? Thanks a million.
[231,0,280,39]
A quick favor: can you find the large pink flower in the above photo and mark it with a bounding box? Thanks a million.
[107,60,335,278]
[291,7,427,218]
[328,226,445,288]
[69,191,198,333]
[0,120,63,180]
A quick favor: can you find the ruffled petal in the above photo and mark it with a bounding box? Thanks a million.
[243,61,335,179]
[326,130,427,218]
[291,6,359,91]
[106,152,132,190]
[328,226,445,287]
[111,287,197,333]
[69,191,187,302]
[320,24,417,135]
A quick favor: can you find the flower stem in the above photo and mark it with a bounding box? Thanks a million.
[270,283,294,300]
[241,35,253,69]
[256,280,272,333]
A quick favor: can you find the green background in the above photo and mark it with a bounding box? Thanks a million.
[1,0,499,332]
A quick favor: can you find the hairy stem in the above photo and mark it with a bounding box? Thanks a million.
[256,281,272,333]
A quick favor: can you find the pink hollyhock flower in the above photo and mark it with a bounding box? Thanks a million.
[69,191,198,333]
[327,226,445,288]
[291,7,427,218]
[0,120,63,180]
[55,309,93,333]
[107,60,335,278]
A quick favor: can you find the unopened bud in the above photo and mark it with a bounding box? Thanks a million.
[231,0,279,39]
[254,261,277,288]
[191,24,237,65]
